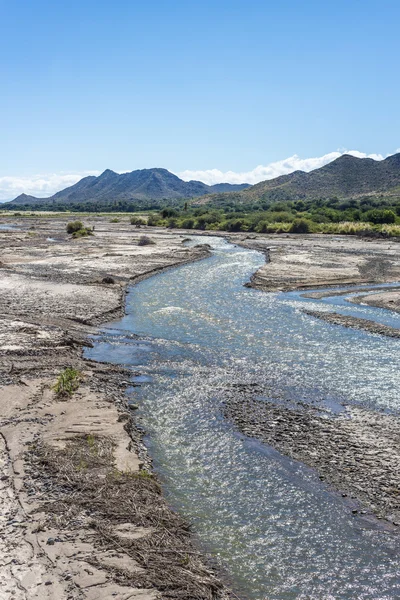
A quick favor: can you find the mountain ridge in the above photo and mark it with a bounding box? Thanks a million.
[6,154,400,208]
[7,168,250,206]
[198,153,400,206]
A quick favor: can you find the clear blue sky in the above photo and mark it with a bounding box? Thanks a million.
[1,0,399,179]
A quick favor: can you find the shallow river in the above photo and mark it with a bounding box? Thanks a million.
[87,236,400,600]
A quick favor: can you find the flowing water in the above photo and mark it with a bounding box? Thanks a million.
[87,236,400,600]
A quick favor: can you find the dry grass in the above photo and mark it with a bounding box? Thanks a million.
[27,435,227,599]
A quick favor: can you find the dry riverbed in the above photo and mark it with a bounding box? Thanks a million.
[0,215,227,600]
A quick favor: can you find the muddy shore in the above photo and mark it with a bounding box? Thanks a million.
[0,215,229,600]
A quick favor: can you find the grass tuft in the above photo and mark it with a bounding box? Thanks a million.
[53,367,82,397]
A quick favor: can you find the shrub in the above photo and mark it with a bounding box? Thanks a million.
[181,218,195,229]
[72,227,93,238]
[53,367,81,397]
[289,219,313,233]
[130,216,146,226]
[110,217,120,223]
[147,214,160,226]
[138,235,155,246]
[167,217,178,228]
[66,221,83,234]
[365,209,396,224]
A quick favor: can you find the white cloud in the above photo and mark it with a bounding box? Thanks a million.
[177,150,388,186]
[0,149,393,201]
[0,171,101,201]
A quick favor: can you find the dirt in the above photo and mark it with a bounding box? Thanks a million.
[0,215,228,600]
[237,234,400,291]
[350,289,400,313]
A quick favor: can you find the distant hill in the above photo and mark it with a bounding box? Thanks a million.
[7,168,250,206]
[198,153,400,206]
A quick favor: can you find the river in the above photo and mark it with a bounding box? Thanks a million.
[86,235,400,600]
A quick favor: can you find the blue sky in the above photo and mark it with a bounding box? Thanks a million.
[0,0,399,198]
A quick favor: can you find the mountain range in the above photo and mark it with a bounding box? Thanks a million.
[6,153,400,208]
[200,153,400,205]
[7,168,249,206]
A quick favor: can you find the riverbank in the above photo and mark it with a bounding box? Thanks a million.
[224,391,400,527]
[0,215,229,599]
[236,233,400,291]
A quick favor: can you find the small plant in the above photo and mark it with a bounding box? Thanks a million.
[86,434,99,456]
[66,221,93,237]
[138,234,155,246]
[53,367,82,397]
[72,227,93,238]
[136,468,154,479]
[110,217,120,223]
[66,221,83,234]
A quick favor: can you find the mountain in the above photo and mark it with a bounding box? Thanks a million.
[7,168,250,206]
[198,153,400,206]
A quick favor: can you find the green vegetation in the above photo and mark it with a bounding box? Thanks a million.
[53,367,82,397]
[66,220,93,238]
[130,216,146,226]
[66,220,84,233]
[143,195,400,237]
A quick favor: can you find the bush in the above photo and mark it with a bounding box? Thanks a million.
[147,214,160,226]
[130,216,146,226]
[53,367,81,397]
[110,217,120,223]
[138,235,156,246]
[72,227,93,238]
[181,218,195,229]
[167,217,178,228]
[364,209,396,224]
[66,221,83,234]
[289,219,313,233]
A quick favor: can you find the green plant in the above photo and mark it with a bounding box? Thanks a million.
[110,217,120,223]
[53,367,82,397]
[72,227,93,238]
[66,221,83,234]
[130,216,146,226]
[289,218,313,233]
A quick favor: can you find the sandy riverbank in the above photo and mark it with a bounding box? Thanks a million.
[0,215,228,600]
[236,233,400,291]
